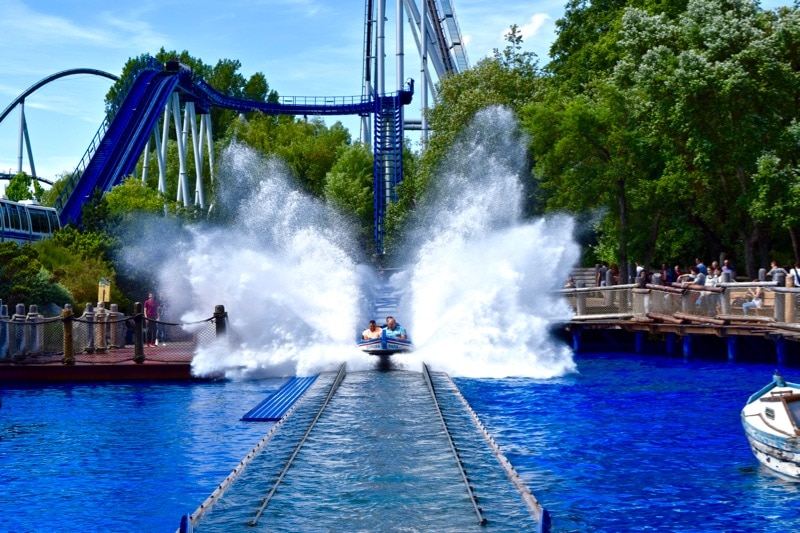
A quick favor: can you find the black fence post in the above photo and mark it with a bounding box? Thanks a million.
[62,306,74,365]
[134,302,145,364]
[214,305,227,337]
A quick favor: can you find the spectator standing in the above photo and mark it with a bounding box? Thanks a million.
[789,261,800,287]
[597,262,609,287]
[766,261,788,281]
[144,292,158,347]
[695,258,708,276]
[722,259,736,281]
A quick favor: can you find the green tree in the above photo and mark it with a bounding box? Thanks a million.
[324,143,375,252]
[35,229,117,313]
[104,177,166,219]
[5,172,44,202]
[614,0,800,277]
[0,241,73,311]
[236,115,351,196]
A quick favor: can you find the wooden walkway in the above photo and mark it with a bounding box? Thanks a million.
[0,342,199,382]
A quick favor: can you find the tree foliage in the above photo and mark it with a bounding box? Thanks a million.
[5,172,44,202]
[0,241,73,311]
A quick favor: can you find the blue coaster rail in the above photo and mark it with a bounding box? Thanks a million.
[54,56,413,255]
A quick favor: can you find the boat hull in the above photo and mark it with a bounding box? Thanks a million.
[742,418,800,478]
[741,374,800,479]
[357,331,413,356]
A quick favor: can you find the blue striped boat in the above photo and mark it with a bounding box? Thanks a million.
[357,328,413,356]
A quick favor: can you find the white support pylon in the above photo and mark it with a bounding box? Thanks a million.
[159,103,170,194]
[186,102,205,208]
[141,137,150,184]
[203,114,215,185]
[152,123,166,194]
[171,93,190,207]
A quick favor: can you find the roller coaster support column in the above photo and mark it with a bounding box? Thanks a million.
[17,101,37,178]
[396,0,404,90]
[420,0,429,145]
[187,101,205,208]
[377,0,386,96]
[171,94,191,207]
[159,104,170,192]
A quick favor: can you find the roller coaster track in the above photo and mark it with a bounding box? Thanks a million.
[53,57,413,246]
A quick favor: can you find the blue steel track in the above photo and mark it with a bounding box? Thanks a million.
[54,57,413,254]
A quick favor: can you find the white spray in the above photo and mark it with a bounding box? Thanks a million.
[141,107,577,379]
[178,144,375,378]
[394,107,579,378]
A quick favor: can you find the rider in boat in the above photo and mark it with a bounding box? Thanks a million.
[384,316,407,340]
[362,320,382,340]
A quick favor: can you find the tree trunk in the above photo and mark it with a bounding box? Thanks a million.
[790,227,800,266]
[616,178,629,282]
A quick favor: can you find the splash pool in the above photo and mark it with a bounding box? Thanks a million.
[1,353,798,532]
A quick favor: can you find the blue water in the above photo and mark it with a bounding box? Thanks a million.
[1,354,799,532]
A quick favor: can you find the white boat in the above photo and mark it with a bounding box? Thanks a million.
[741,372,800,478]
[357,328,413,356]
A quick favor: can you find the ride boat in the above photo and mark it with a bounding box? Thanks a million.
[741,371,800,478]
[357,328,413,356]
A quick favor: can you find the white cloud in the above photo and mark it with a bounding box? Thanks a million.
[518,13,551,40]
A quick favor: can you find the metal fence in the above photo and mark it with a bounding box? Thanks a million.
[560,281,800,323]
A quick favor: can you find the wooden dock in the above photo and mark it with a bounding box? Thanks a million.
[0,343,199,382]
[561,269,800,365]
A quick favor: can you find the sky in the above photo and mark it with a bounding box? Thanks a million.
[0,0,789,188]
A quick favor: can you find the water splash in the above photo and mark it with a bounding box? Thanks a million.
[140,107,577,379]
[182,143,374,378]
[393,107,579,378]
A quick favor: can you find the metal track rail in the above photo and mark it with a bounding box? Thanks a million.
[422,362,486,526]
[249,363,347,527]
[446,370,551,533]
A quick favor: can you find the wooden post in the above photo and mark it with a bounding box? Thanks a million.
[576,281,587,316]
[133,302,145,364]
[786,275,797,323]
[84,303,95,354]
[777,337,787,367]
[683,334,693,360]
[666,332,676,355]
[572,328,582,353]
[727,337,738,363]
[681,291,692,314]
[775,273,786,323]
[720,285,731,315]
[62,307,74,365]
[0,302,7,361]
[95,303,107,353]
[109,303,120,348]
[214,305,227,337]
[635,331,646,354]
